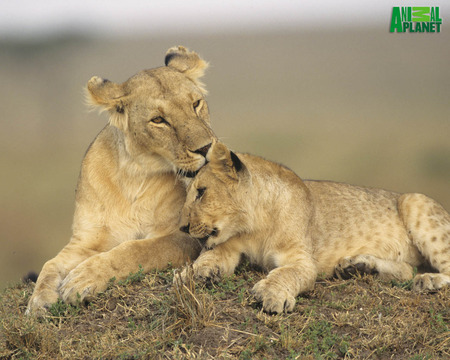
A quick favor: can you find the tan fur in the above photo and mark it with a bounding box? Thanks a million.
[178,142,450,314]
[26,46,216,316]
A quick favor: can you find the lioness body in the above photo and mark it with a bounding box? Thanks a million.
[180,143,450,313]
[27,47,215,315]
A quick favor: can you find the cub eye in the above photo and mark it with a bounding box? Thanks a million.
[150,116,168,125]
[193,99,201,111]
[196,187,206,200]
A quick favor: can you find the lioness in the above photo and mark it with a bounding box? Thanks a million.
[26,46,216,315]
[178,142,450,314]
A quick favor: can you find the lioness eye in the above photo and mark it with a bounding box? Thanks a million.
[150,116,167,125]
[193,100,201,111]
[196,187,206,200]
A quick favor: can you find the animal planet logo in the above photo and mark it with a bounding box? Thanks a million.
[390,6,442,33]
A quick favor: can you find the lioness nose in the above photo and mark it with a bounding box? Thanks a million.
[180,224,190,234]
[193,143,212,158]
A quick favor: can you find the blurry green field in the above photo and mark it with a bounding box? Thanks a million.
[0,29,449,287]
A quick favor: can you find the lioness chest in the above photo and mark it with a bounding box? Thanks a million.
[76,129,187,246]
[106,176,186,244]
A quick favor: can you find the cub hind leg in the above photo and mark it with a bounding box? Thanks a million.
[398,193,450,291]
[335,254,414,281]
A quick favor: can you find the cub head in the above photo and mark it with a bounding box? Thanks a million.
[87,46,215,175]
[180,142,248,249]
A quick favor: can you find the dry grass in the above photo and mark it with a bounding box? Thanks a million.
[1,264,449,359]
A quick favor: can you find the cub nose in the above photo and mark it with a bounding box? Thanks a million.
[193,143,212,158]
[180,224,190,234]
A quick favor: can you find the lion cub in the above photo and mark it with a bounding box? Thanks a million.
[178,142,450,313]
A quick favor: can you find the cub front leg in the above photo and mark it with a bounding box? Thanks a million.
[60,233,201,304]
[177,240,242,285]
[252,251,317,314]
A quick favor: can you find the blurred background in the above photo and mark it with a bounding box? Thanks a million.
[1,1,449,288]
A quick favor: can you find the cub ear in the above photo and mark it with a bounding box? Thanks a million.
[165,46,209,93]
[229,151,243,172]
[86,76,128,130]
[209,142,244,181]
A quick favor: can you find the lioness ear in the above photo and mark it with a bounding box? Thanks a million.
[87,76,126,109]
[86,76,128,130]
[165,46,209,93]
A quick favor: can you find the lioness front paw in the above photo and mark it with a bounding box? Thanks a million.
[251,279,296,314]
[26,289,60,317]
[413,273,450,291]
[59,264,109,305]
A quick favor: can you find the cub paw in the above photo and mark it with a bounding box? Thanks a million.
[413,273,450,291]
[335,255,378,280]
[195,264,222,283]
[175,264,222,286]
[251,279,296,314]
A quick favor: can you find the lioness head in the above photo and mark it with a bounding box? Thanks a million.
[180,142,248,248]
[87,46,216,176]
